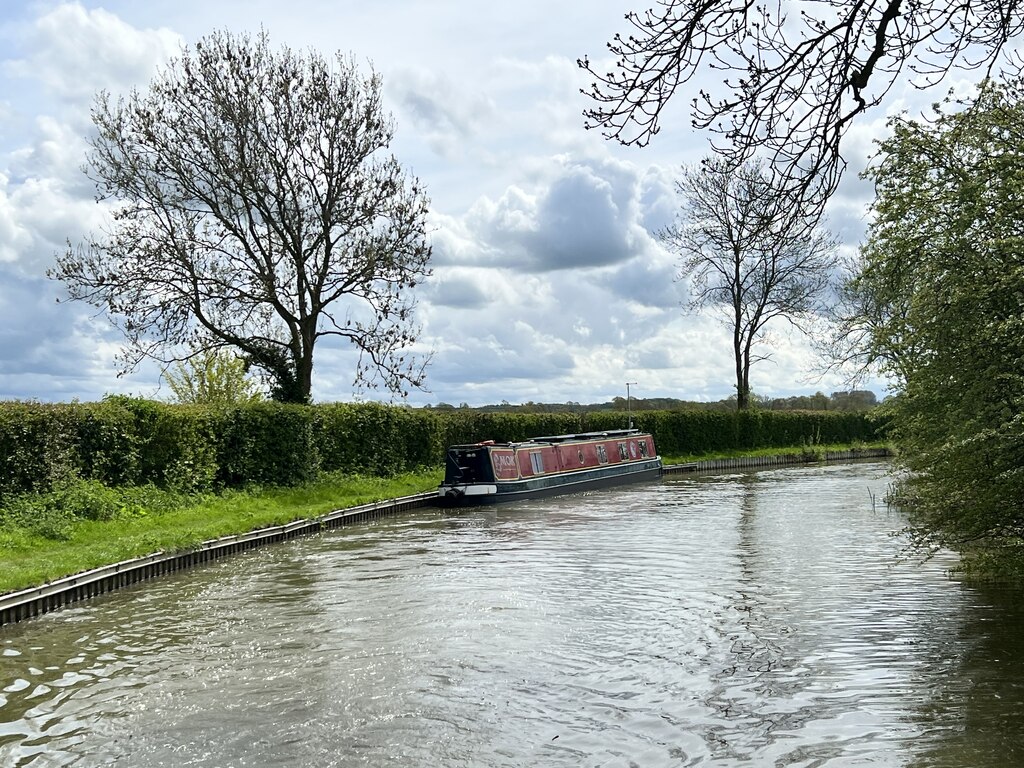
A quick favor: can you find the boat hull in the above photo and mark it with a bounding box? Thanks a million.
[438,457,663,507]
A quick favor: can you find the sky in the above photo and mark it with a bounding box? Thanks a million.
[0,0,921,407]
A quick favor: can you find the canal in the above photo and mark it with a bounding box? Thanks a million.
[2,461,1024,766]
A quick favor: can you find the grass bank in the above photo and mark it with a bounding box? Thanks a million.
[662,441,891,465]
[0,470,442,596]
[1,442,890,597]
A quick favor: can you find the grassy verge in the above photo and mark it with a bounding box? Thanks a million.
[662,441,891,465]
[0,469,442,596]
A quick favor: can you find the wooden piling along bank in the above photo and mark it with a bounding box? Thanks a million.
[0,448,889,627]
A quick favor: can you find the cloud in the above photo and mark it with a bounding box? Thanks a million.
[598,254,680,309]
[389,68,495,157]
[0,269,157,400]
[4,3,181,103]
[0,3,187,281]
[430,329,576,386]
[437,154,667,274]
[407,146,697,406]
[425,269,492,310]
[0,3,188,401]
[637,165,679,235]
[525,165,635,270]
[0,173,32,264]
[0,117,108,276]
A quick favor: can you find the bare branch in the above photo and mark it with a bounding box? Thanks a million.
[581,0,1024,210]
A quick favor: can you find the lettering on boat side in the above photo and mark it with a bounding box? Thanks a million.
[491,450,518,479]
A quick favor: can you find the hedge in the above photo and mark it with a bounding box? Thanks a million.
[0,398,883,499]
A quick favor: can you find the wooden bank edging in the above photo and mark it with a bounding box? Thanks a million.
[0,491,437,628]
[0,448,890,628]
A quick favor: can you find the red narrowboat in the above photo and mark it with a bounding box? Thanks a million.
[437,429,662,506]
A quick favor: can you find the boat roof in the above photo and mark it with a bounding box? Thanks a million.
[529,429,642,443]
[449,429,647,450]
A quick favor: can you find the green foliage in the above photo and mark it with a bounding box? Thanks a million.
[0,399,880,507]
[1,495,76,541]
[75,399,143,486]
[165,349,264,405]
[50,478,122,522]
[0,479,189,542]
[316,403,442,476]
[106,397,220,493]
[0,399,879,582]
[242,343,304,403]
[217,402,319,487]
[846,79,1024,564]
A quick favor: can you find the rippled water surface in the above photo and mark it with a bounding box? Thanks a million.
[3,462,1024,767]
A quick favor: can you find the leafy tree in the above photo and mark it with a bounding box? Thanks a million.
[164,349,263,405]
[845,80,1024,569]
[580,0,1024,210]
[828,390,878,411]
[50,30,432,403]
[660,158,836,409]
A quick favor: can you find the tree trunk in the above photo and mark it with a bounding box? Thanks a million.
[736,382,750,410]
[295,341,314,404]
[734,327,749,410]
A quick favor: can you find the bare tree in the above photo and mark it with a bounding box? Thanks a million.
[661,158,836,409]
[580,0,1024,209]
[50,30,432,403]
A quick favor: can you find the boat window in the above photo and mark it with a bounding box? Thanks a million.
[530,451,544,474]
[638,440,648,458]
[617,442,628,460]
[596,445,608,464]
[577,449,585,465]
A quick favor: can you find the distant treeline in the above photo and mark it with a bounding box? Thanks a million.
[0,397,883,499]
[427,390,880,414]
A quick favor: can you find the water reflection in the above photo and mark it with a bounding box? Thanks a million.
[2,462,1023,766]
[905,583,1024,767]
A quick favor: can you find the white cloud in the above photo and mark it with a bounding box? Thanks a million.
[436,153,670,274]
[390,68,495,158]
[0,173,31,263]
[0,117,109,276]
[0,2,186,397]
[4,3,181,103]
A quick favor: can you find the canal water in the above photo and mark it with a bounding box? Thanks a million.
[2,461,1024,767]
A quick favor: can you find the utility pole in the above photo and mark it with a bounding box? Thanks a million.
[626,382,638,429]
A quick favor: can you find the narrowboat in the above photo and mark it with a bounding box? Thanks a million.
[437,429,662,506]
